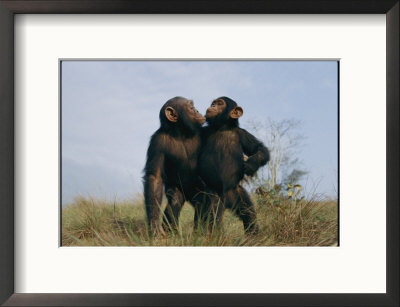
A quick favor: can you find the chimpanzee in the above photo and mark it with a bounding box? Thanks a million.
[198,97,269,233]
[143,96,206,235]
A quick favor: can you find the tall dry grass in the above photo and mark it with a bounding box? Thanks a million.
[62,192,338,247]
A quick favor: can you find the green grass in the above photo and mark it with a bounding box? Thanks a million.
[62,194,338,246]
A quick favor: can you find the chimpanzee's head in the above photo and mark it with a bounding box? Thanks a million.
[160,96,205,133]
[205,96,243,127]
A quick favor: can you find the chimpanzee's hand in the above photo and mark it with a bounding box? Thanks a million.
[244,158,258,176]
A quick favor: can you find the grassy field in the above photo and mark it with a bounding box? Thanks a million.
[62,191,338,247]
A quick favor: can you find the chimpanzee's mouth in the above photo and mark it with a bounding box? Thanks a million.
[206,110,216,118]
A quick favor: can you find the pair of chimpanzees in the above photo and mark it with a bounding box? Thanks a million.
[143,96,269,235]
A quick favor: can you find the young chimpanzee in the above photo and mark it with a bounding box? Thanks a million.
[198,97,269,233]
[143,97,206,235]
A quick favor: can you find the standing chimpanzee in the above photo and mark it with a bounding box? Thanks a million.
[143,97,206,235]
[198,97,269,234]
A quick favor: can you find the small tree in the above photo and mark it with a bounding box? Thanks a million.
[246,118,307,190]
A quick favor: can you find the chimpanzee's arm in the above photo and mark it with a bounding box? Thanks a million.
[238,128,270,176]
[143,134,165,232]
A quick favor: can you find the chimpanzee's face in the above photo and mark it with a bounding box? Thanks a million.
[164,97,205,127]
[185,99,206,125]
[205,98,226,119]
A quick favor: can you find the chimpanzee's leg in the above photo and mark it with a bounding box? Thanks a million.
[224,186,259,234]
[185,179,206,229]
[190,185,208,230]
[192,187,223,232]
[208,193,224,231]
[162,186,184,231]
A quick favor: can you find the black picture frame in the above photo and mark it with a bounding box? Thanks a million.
[0,1,398,306]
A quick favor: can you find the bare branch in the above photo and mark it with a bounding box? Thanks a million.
[245,118,307,190]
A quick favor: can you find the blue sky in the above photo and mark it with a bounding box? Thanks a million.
[61,61,338,205]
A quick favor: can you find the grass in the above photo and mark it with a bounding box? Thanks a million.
[61,193,338,247]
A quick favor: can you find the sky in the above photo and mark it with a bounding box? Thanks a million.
[61,61,338,205]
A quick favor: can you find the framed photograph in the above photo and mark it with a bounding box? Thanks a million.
[60,59,339,248]
[0,1,398,306]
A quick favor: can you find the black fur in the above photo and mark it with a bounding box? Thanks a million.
[143,97,205,235]
[198,97,269,233]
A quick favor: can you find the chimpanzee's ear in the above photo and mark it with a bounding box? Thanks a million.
[165,106,178,122]
[230,106,243,119]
